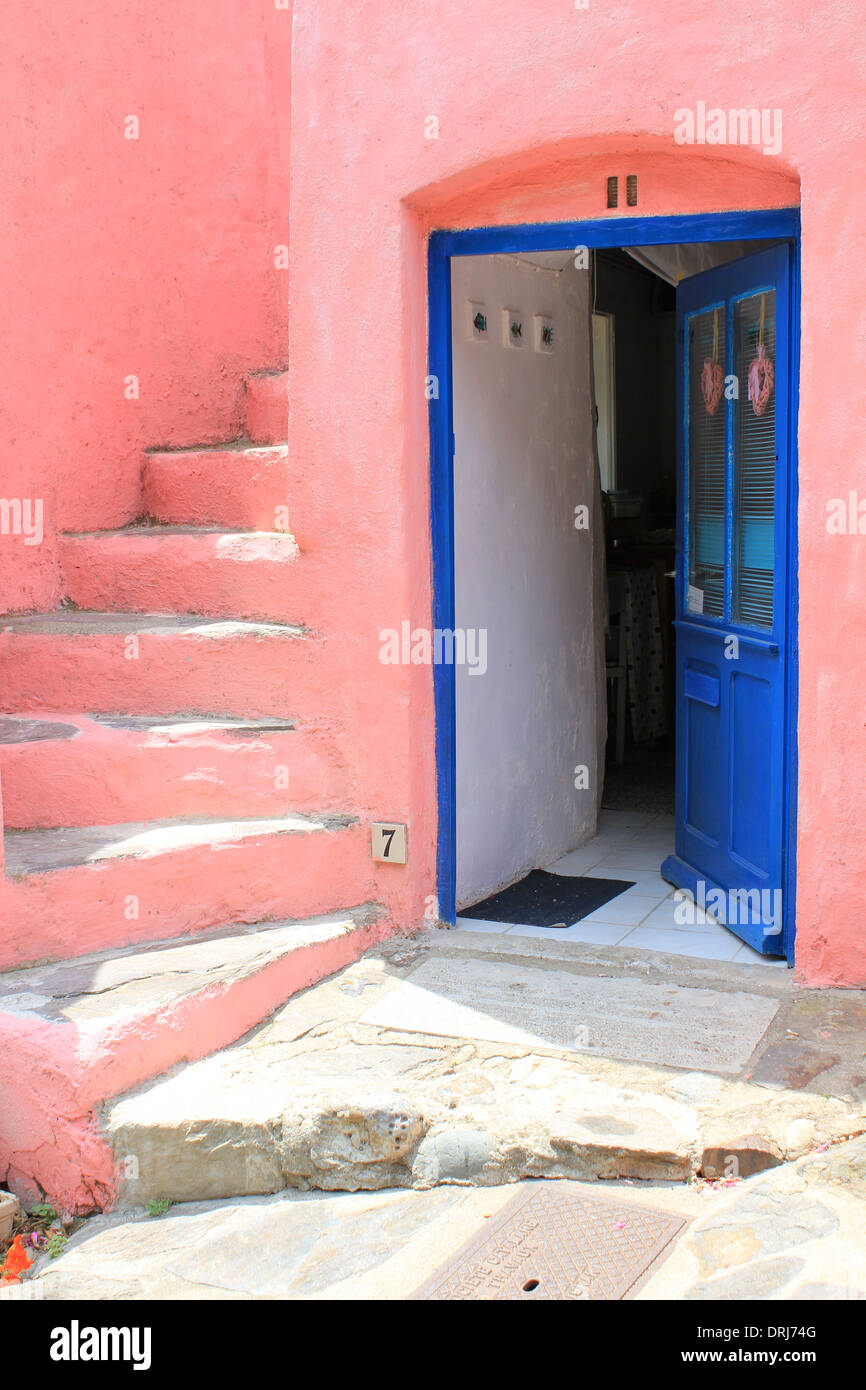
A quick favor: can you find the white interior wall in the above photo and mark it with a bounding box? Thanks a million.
[452,253,606,908]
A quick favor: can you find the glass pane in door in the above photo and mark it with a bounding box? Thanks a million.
[733,289,776,629]
[687,307,726,618]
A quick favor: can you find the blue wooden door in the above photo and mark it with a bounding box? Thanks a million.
[662,244,791,956]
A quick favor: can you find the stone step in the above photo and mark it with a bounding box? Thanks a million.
[101,986,697,1209]
[0,611,321,718]
[0,712,345,828]
[0,810,375,971]
[143,443,288,530]
[99,935,859,1213]
[244,370,288,445]
[58,528,303,625]
[4,810,354,876]
[0,904,387,1212]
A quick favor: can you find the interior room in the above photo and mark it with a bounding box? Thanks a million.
[450,241,785,966]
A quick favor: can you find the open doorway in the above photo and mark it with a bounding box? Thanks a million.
[593,248,677,820]
[431,213,798,968]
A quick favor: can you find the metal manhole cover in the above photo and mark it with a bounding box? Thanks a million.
[414,1184,686,1300]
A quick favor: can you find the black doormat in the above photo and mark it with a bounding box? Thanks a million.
[460,868,635,929]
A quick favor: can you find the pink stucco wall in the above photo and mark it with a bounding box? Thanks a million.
[289,0,866,986]
[1,1,291,612]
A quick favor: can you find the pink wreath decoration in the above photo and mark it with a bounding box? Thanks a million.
[747,343,774,416]
[701,358,724,416]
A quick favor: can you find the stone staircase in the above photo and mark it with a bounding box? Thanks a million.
[0,369,389,1212]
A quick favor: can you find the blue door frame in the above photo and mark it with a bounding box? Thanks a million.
[427,208,800,964]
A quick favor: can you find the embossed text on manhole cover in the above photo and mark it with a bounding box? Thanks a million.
[414,1184,686,1300]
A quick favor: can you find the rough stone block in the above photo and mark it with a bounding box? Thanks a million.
[701,1133,785,1181]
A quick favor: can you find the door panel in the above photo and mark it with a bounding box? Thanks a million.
[729,669,772,873]
[663,244,791,956]
[684,669,722,843]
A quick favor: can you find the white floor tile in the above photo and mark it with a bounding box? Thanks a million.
[630,835,675,854]
[732,942,789,968]
[506,920,628,946]
[454,916,515,934]
[597,810,656,831]
[578,897,661,928]
[591,850,669,872]
[583,867,672,893]
[580,831,644,851]
[545,845,609,875]
[614,881,674,907]
[617,925,741,961]
[638,898,719,933]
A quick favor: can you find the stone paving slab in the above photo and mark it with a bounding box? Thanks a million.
[638,1135,866,1300]
[26,1186,518,1300]
[24,1182,704,1301]
[390,931,866,1102]
[357,955,780,1073]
